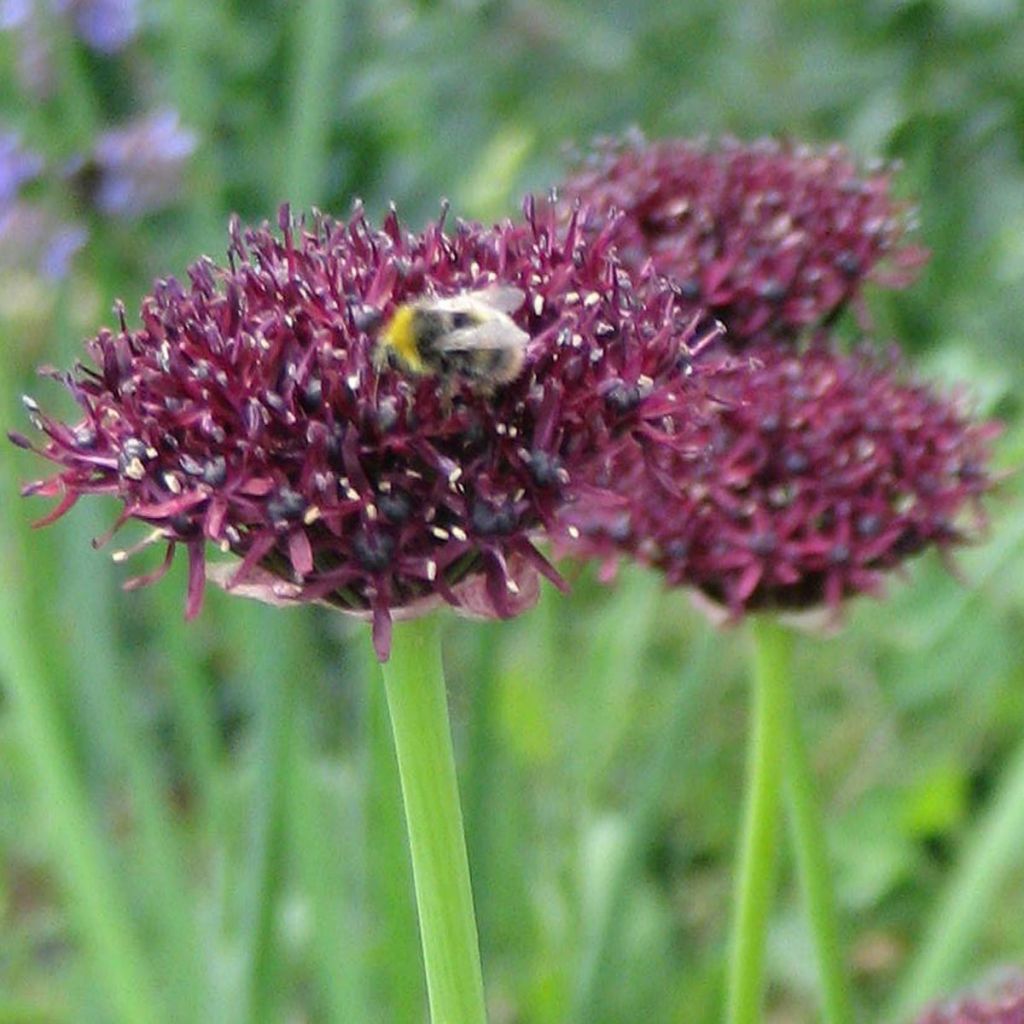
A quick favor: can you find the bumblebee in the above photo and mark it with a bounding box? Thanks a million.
[375,285,529,393]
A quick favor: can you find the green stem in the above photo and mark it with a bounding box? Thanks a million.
[380,616,488,1024]
[726,617,788,1024]
[283,0,345,209]
[883,733,1024,1024]
[778,629,855,1024]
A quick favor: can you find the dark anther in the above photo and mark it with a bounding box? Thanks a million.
[608,514,632,543]
[782,450,809,474]
[375,398,399,433]
[378,490,412,524]
[834,250,861,277]
[299,378,323,413]
[527,450,563,488]
[757,279,787,303]
[353,530,395,572]
[73,424,98,448]
[604,379,644,414]
[267,487,307,524]
[677,278,702,300]
[665,539,690,561]
[202,456,228,487]
[829,543,851,564]
[749,532,777,556]
[471,498,518,536]
[169,515,199,537]
[856,512,882,537]
[122,437,148,459]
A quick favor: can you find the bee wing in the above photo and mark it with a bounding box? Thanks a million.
[435,319,529,353]
[466,285,526,314]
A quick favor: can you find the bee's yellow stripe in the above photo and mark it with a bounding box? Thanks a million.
[381,305,425,372]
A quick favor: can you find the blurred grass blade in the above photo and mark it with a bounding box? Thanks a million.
[283,0,346,209]
[883,732,1024,1023]
[0,380,163,1024]
[233,606,306,1024]
[56,513,208,1019]
[289,740,368,1021]
[571,631,712,1024]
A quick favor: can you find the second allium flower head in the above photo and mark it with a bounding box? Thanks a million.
[15,200,717,658]
[559,132,928,347]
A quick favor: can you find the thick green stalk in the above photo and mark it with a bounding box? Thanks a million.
[726,617,788,1024]
[778,629,854,1024]
[380,616,488,1024]
[883,733,1024,1024]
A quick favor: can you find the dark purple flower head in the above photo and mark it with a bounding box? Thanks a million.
[13,200,714,658]
[557,134,927,347]
[914,970,1024,1024]
[562,341,997,619]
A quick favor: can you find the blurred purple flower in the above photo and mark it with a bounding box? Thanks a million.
[0,130,44,203]
[57,0,139,53]
[1,0,138,97]
[0,129,85,279]
[561,341,997,619]
[914,969,1024,1023]
[558,134,928,348]
[13,201,717,658]
[84,110,197,218]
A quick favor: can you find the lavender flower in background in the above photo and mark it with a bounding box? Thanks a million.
[0,130,44,203]
[1,0,138,54]
[85,110,197,218]
[1,0,138,98]
[0,205,87,279]
[0,128,85,279]
[56,0,139,53]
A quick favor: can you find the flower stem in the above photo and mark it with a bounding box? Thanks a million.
[883,732,1024,1024]
[380,616,488,1024]
[777,628,855,1024]
[726,616,788,1024]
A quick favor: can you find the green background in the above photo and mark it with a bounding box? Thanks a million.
[2,1,1023,1021]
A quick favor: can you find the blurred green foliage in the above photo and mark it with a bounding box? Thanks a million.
[1,1,1023,1022]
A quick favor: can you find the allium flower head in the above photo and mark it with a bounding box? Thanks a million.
[915,970,1024,1023]
[13,200,714,658]
[557,134,927,347]
[562,341,997,618]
